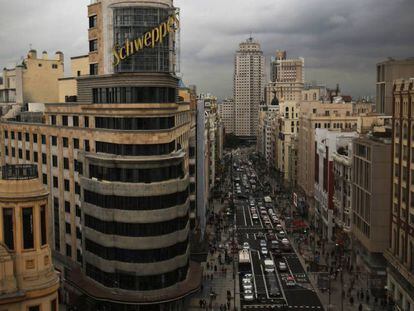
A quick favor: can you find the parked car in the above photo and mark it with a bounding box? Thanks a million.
[277,231,286,239]
[286,275,296,287]
[243,242,250,250]
[243,289,254,301]
[260,239,267,248]
[260,247,268,256]
[252,214,259,220]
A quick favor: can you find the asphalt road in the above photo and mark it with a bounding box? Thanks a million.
[232,151,323,311]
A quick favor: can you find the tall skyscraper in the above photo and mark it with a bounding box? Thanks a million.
[386,78,414,311]
[233,38,265,139]
[0,0,201,310]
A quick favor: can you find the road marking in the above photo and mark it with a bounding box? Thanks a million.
[242,204,247,226]
[259,262,270,299]
[270,252,287,303]
[250,250,258,299]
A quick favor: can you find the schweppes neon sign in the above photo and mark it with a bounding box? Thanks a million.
[112,12,180,67]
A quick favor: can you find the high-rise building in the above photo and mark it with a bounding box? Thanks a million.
[270,50,304,84]
[385,78,414,311]
[0,0,201,310]
[0,164,59,310]
[233,38,265,139]
[376,58,414,115]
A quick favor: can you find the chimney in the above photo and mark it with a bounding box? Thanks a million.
[42,51,48,60]
[55,51,64,62]
[28,49,37,59]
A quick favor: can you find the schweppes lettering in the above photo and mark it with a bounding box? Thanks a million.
[112,12,180,67]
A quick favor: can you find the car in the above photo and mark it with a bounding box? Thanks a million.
[243,289,254,301]
[243,282,253,291]
[260,210,267,216]
[277,231,286,239]
[270,240,280,250]
[243,273,253,280]
[260,239,267,247]
[286,276,296,287]
[268,209,274,215]
[275,224,283,231]
[278,261,287,271]
[272,248,282,257]
[260,247,268,255]
[243,242,250,250]
[252,214,259,220]
[267,233,277,241]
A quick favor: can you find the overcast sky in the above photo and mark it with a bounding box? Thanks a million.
[1,0,413,100]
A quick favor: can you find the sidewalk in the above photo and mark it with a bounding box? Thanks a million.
[187,199,241,311]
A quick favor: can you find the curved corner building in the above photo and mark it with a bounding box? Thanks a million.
[66,0,201,309]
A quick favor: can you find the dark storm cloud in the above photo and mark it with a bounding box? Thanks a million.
[1,0,413,99]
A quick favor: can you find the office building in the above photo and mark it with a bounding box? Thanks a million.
[385,78,414,311]
[233,38,265,139]
[0,0,201,310]
[218,99,235,135]
[352,130,392,296]
[376,58,414,115]
[314,129,358,241]
[0,164,59,310]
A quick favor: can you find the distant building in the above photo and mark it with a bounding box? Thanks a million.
[58,55,89,102]
[233,38,265,139]
[376,57,414,114]
[0,50,64,105]
[0,164,59,310]
[218,99,235,134]
[385,78,414,311]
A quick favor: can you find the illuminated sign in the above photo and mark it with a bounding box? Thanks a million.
[112,12,180,67]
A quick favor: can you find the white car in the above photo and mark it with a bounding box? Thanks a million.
[243,242,250,250]
[243,282,253,291]
[252,214,259,220]
[260,239,267,247]
[244,273,253,280]
[278,261,287,271]
[275,224,283,231]
[243,289,254,301]
[260,247,268,255]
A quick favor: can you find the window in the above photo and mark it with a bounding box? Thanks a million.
[52,155,58,167]
[40,205,47,245]
[25,132,30,141]
[4,130,8,139]
[42,173,48,185]
[65,222,71,234]
[51,115,56,125]
[3,208,14,250]
[75,182,81,195]
[11,131,15,139]
[73,116,79,127]
[89,15,97,28]
[53,198,60,252]
[41,134,46,144]
[53,176,58,188]
[51,136,57,146]
[66,244,72,257]
[62,115,68,126]
[92,87,177,104]
[34,152,38,162]
[42,153,47,164]
[95,116,175,130]
[73,138,79,149]
[77,249,83,263]
[84,140,90,152]
[29,306,40,311]
[63,137,69,148]
[64,157,69,169]
[95,141,175,156]
[65,201,71,213]
[4,146,8,156]
[76,205,81,218]
[18,132,22,141]
[18,149,22,159]
[52,64,58,69]
[26,150,30,161]
[64,179,70,191]
[89,39,98,52]
[22,208,34,249]
[90,63,98,75]
[84,116,89,128]
[51,299,57,311]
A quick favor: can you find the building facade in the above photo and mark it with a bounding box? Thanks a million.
[218,99,234,135]
[0,0,201,310]
[233,38,265,138]
[385,78,414,311]
[352,132,392,295]
[0,164,59,310]
[314,129,358,241]
[0,50,64,105]
[376,58,414,115]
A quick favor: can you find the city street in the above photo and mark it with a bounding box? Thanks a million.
[232,148,323,310]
